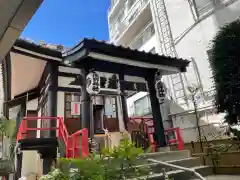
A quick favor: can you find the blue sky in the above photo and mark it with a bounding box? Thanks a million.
[21,0,110,47]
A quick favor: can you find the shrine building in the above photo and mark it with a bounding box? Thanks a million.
[1,38,189,178]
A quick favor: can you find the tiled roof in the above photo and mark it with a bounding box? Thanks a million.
[64,38,189,71]
[13,37,189,71]
[13,38,63,58]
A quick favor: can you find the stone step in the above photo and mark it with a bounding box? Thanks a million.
[136,150,190,165]
[135,166,212,180]
[147,157,202,173]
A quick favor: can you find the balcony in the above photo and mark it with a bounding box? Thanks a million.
[130,22,155,50]
[109,0,151,44]
[192,0,239,18]
[108,0,121,16]
[108,0,118,11]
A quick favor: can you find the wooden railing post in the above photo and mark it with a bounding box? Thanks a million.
[81,128,89,158]
[72,136,75,158]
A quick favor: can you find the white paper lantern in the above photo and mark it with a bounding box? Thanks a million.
[155,80,166,103]
[86,72,100,95]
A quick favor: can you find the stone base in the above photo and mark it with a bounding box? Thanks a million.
[157,146,171,152]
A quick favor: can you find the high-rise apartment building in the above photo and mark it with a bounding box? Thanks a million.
[108,0,240,142]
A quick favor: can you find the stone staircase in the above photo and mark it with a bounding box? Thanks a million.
[56,137,240,180]
[133,150,239,180]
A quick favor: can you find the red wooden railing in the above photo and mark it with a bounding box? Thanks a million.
[16,116,89,158]
[165,127,184,151]
[129,117,184,151]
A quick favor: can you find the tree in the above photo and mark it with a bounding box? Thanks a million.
[0,117,16,159]
[187,85,204,152]
[210,20,240,125]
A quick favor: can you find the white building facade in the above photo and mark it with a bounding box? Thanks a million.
[108,0,239,142]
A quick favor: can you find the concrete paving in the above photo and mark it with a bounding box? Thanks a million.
[192,175,240,179]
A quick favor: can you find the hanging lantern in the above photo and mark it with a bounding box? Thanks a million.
[155,80,166,103]
[86,71,100,95]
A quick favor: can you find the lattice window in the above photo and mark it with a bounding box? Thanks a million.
[65,92,81,119]
[41,97,48,117]
[41,95,50,137]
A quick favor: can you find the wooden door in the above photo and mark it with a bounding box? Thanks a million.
[103,96,119,132]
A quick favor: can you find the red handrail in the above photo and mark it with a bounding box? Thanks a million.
[16,116,89,158]
[68,128,88,158]
[129,116,184,151]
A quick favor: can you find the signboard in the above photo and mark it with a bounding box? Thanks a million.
[71,102,81,115]
[86,72,100,95]
[155,80,166,104]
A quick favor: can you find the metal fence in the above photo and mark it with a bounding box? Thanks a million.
[180,123,229,143]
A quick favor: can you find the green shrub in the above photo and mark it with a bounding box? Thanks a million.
[41,137,150,180]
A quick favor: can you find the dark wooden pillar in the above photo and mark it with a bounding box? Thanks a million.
[15,152,22,180]
[48,63,58,137]
[80,68,91,134]
[41,147,56,175]
[42,157,53,175]
[3,53,11,120]
[146,71,167,147]
[3,103,9,119]
[16,101,27,130]
[119,73,128,130]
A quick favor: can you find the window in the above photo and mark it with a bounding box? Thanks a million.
[134,95,152,116]
[64,92,81,134]
[41,96,50,137]
[117,10,125,22]
[65,92,81,119]
[41,98,48,117]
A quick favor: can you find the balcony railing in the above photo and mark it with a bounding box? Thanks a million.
[130,22,155,50]
[110,0,149,41]
[193,0,238,18]
[108,0,120,14]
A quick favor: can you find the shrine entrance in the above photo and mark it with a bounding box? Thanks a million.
[93,105,104,134]
[63,39,189,148]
